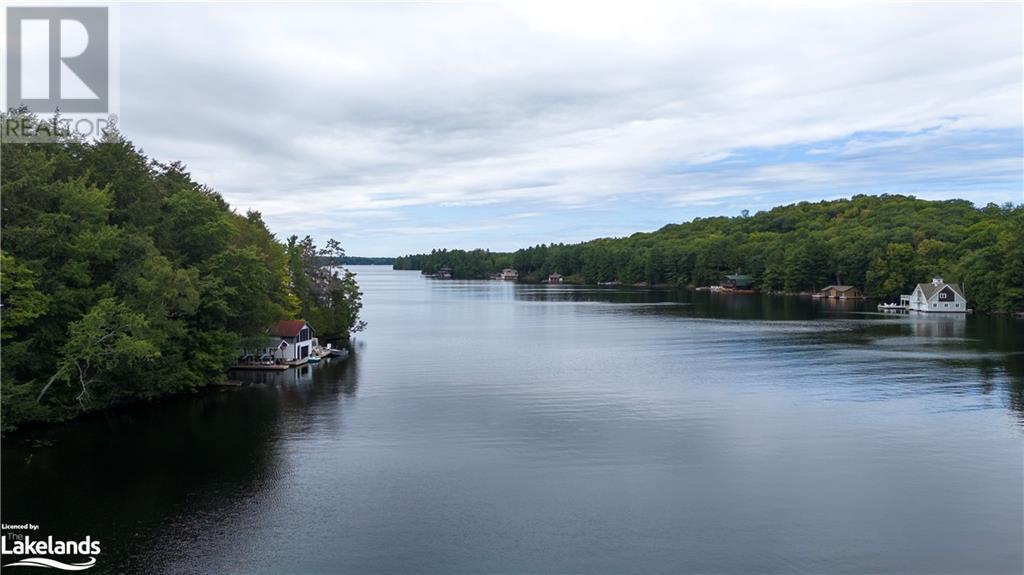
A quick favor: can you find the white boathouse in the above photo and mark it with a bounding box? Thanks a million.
[900,278,967,313]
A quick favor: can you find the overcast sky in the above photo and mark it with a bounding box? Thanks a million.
[119,2,1023,256]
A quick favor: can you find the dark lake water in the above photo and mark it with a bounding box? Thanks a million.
[4,266,1023,574]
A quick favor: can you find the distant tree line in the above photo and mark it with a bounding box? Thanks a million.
[394,249,513,279]
[1,110,365,428]
[317,255,396,266]
[394,195,1023,311]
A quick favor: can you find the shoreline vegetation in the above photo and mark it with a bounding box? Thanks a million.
[337,256,396,266]
[1,111,365,430]
[394,195,1023,314]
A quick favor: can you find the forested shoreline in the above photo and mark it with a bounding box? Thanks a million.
[395,195,1024,312]
[1,112,364,429]
[337,256,396,266]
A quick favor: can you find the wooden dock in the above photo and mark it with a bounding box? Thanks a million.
[229,348,347,372]
[229,363,290,371]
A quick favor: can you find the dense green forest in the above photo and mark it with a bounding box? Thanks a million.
[395,195,1024,312]
[1,111,364,429]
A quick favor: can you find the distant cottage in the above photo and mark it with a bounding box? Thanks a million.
[546,273,563,284]
[816,285,863,299]
[900,277,967,313]
[267,320,316,361]
[501,268,519,281]
[721,274,752,289]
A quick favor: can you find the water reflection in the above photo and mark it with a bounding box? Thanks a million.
[3,269,1022,574]
[514,285,856,320]
[239,353,359,396]
[513,283,1024,423]
[1,354,359,574]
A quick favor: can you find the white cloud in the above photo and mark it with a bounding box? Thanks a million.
[117,2,1023,254]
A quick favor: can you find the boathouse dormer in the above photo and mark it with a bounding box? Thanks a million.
[932,277,944,286]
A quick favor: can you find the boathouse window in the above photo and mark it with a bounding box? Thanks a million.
[944,303,949,308]
[939,292,948,300]
[955,303,960,308]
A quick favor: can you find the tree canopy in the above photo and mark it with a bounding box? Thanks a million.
[395,195,1023,312]
[1,111,364,429]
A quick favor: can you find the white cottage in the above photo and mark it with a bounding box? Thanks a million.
[266,319,316,361]
[900,278,967,313]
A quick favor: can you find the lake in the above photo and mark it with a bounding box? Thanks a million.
[3,266,1023,574]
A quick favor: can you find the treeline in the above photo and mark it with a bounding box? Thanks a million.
[394,249,513,279]
[1,111,364,429]
[394,195,1023,311]
[318,255,395,266]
